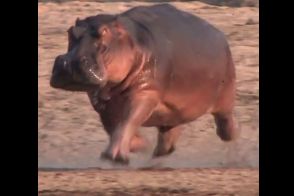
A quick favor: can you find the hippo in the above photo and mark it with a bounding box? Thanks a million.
[50,4,238,164]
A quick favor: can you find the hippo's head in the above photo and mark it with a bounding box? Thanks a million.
[50,14,149,92]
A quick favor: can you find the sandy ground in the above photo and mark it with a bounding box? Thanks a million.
[39,168,258,195]
[38,1,258,194]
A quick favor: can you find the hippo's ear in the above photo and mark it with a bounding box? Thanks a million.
[72,26,87,39]
[75,17,81,25]
[98,25,111,37]
[115,16,135,39]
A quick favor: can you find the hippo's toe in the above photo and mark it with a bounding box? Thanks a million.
[100,151,130,165]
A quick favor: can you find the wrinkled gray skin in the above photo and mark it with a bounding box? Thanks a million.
[50,4,239,164]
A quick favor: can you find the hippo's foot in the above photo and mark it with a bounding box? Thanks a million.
[152,126,182,158]
[100,139,130,165]
[153,144,175,157]
[100,134,147,164]
[213,112,239,141]
[100,148,130,165]
[100,151,129,165]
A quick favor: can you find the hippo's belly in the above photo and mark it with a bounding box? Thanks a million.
[142,86,219,127]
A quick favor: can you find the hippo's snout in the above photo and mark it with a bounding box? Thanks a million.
[50,54,107,91]
[50,55,72,89]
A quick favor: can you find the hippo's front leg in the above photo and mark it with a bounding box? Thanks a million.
[101,92,158,164]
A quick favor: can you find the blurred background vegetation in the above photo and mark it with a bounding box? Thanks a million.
[38,0,259,7]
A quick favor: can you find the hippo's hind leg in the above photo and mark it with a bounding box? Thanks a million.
[212,86,239,141]
[212,55,239,141]
[153,126,182,157]
[213,112,239,141]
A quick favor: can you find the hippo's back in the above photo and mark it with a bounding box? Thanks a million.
[122,4,229,75]
[122,4,227,53]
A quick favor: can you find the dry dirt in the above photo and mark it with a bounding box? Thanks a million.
[38,1,259,195]
[39,168,258,195]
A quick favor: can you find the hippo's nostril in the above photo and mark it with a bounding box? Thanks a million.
[81,56,87,62]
